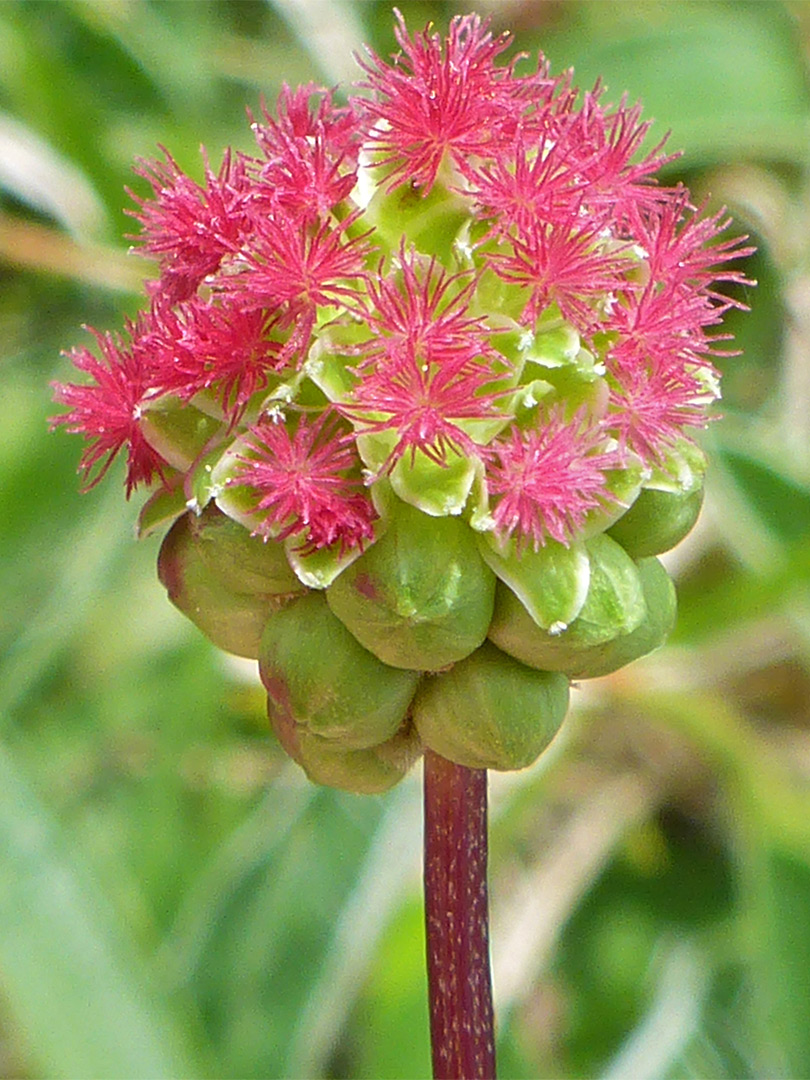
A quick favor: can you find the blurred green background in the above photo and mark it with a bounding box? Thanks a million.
[1,1,808,1077]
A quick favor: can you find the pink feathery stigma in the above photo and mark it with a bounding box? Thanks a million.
[345,349,502,472]
[344,249,504,471]
[50,319,166,497]
[360,246,496,369]
[487,212,633,332]
[127,148,252,303]
[567,91,679,219]
[487,412,622,550]
[230,411,377,553]
[215,210,370,361]
[354,9,545,193]
[607,364,714,464]
[250,85,360,221]
[145,297,286,420]
[468,138,589,236]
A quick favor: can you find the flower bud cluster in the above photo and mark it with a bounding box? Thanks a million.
[53,11,752,792]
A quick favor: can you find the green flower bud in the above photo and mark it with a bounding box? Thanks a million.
[607,485,704,557]
[271,710,422,795]
[188,504,301,595]
[476,535,590,632]
[488,553,675,679]
[488,533,646,669]
[569,556,677,678]
[158,513,290,659]
[412,641,569,771]
[259,591,421,750]
[140,396,223,471]
[326,497,495,670]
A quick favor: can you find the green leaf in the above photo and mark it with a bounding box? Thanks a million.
[0,742,201,1080]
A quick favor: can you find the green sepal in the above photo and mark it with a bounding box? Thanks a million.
[184,440,227,515]
[475,533,590,632]
[541,368,610,418]
[607,484,704,557]
[259,591,421,749]
[488,535,652,674]
[644,439,707,495]
[304,328,362,403]
[489,555,675,679]
[140,397,223,471]
[284,534,369,590]
[270,709,422,795]
[209,437,267,532]
[523,320,581,369]
[570,556,676,678]
[326,497,496,670]
[412,641,569,771]
[362,174,470,264]
[187,504,301,595]
[579,455,647,539]
[157,513,286,659]
[137,482,187,539]
[389,446,479,517]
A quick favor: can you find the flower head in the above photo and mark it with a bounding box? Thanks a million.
[486,410,622,550]
[230,411,376,553]
[51,319,165,497]
[55,11,752,561]
[250,84,360,221]
[145,297,286,420]
[354,9,549,193]
[53,9,755,788]
[127,148,252,302]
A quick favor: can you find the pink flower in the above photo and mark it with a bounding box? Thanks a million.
[566,91,678,220]
[487,212,632,331]
[343,250,504,471]
[355,10,550,193]
[607,363,712,464]
[250,84,359,221]
[145,297,286,420]
[51,320,166,497]
[359,246,495,369]
[486,411,622,550]
[215,211,370,361]
[127,148,252,302]
[230,411,376,553]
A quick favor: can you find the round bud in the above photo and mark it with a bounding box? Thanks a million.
[488,533,646,670]
[489,554,675,679]
[188,504,301,595]
[326,498,495,670]
[158,513,288,659]
[607,485,704,557]
[412,641,569,771]
[259,591,421,750]
[271,707,422,795]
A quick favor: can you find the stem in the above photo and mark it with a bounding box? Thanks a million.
[423,749,496,1080]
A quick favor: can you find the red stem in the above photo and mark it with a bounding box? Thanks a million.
[423,748,496,1080]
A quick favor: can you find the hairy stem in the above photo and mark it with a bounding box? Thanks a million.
[423,749,496,1080]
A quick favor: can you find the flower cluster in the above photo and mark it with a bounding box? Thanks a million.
[53,11,751,561]
[53,11,753,789]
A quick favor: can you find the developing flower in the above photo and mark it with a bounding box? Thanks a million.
[53,10,753,789]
